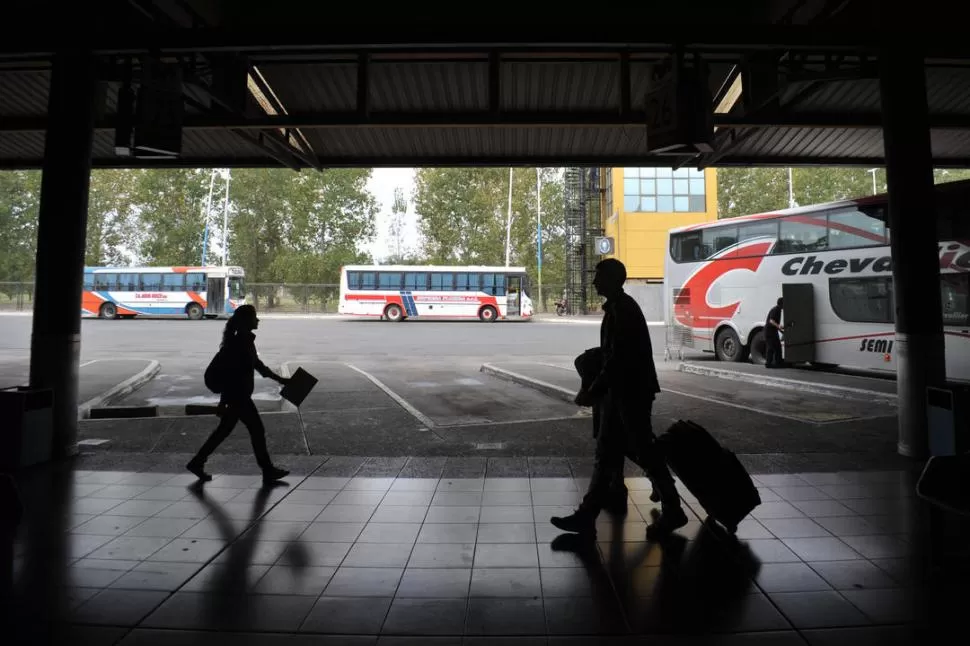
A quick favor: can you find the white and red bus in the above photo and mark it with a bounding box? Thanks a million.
[82,265,246,320]
[338,265,534,322]
[664,181,970,380]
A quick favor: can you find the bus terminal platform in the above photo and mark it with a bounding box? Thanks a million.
[2,450,958,645]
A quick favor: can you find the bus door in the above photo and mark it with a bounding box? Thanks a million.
[506,275,522,316]
[206,276,226,316]
[782,283,816,363]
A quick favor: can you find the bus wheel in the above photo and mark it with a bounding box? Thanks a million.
[99,302,118,320]
[479,305,498,322]
[186,303,204,320]
[748,329,767,365]
[715,328,744,362]
[385,304,404,322]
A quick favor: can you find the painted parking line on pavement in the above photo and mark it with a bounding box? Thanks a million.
[344,363,437,431]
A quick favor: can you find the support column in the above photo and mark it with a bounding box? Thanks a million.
[879,49,947,458]
[29,50,98,458]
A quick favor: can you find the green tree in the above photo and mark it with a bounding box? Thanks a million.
[412,167,566,288]
[86,169,139,266]
[132,169,212,265]
[0,170,41,289]
[227,168,377,287]
[718,167,970,220]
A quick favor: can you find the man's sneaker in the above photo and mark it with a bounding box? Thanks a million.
[550,511,596,535]
[186,460,212,482]
[645,507,689,540]
[649,490,660,503]
[262,466,289,482]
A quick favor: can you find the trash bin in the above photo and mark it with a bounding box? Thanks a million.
[0,386,54,471]
[927,383,970,457]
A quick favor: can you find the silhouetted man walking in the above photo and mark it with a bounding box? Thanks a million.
[764,297,784,368]
[552,258,688,539]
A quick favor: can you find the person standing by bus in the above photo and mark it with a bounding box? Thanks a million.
[187,305,290,483]
[764,298,785,368]
[551,258,688,540]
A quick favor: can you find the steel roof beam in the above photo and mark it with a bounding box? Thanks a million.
[6,112,970,133]
[7,155,970,170]
[6,26,969,59]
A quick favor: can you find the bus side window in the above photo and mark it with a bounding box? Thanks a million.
[738,220,779,244]
[777,216,828,254]
[482,273,495,295]
[941,274,970,327]
[379,272,402,290]
[467,273,481,292]
[83,273,94,290]
[456,273,469,291]
[142,273,163,291]
[829,277,894,324]
[495,274,506,296]
[96,273,118,290]
[431,273,453,290]
[828,208,887,249]
[117,273,138,291]
[347,271,360,290]
[360,272,377,290]
[670,231,703,262]
[187,273,207,291]
[404,272,427,291]
[702,226,737,256]
[162,274,185,292]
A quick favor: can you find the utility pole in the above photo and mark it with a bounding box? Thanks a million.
[787,167,796,208]
[221,169,231,266]
[867,168,879,195]
[536,167,543,310]
[200,168,217,266]
[505,167,513,266]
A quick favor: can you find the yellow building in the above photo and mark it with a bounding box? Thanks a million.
[599,167,719,281]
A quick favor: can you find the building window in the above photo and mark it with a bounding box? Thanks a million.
[622,167,706,213]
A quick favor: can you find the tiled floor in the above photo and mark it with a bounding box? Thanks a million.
[4,459,963,645]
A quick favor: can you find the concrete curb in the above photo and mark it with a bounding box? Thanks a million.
[533,316,663,326]
[480,363,575,403]
[78,359,161,419]
[678,362,898,405]
[89,406,158,419]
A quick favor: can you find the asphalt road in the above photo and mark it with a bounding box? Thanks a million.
[0,314,901,468]
[0,315,621,363]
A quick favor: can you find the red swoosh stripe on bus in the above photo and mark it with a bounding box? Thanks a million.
[674,240,773,327]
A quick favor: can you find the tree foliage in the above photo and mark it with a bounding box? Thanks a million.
[412,167,566,286]
[86,170,140,266]
[0,170,41,286]
[717,167,970,219]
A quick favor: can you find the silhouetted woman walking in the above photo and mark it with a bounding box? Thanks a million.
[187,305,290,482]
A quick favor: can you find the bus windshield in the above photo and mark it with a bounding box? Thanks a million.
[229,276,246,300]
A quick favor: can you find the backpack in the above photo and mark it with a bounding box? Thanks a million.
[204,348,229,394]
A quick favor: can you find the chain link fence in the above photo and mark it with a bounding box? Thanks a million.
[1,281,567,315]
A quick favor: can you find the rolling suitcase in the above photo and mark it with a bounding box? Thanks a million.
[660,419,761,534]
